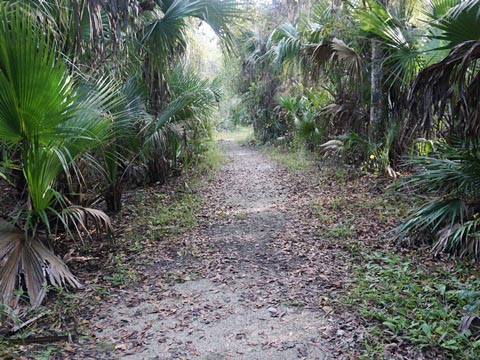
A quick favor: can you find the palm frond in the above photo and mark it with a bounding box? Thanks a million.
[267,23,303,69]
[401,149,480,199]
[0,7,74,145]
[331,38,364,81]
[60,206,112,241]
[393,144,480,257]
[0,5,114,308]
[142,63,219,152]
[142,0,241,71]
[431,0,480,47]
[423,0,462,20]
[433,220,480,256]
[394,198,466,238]
[357,0,425,86]
[407,40,480,140]
[0,229,81,307]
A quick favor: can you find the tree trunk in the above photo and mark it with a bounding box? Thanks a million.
[105,183,123,212]
[369,38,385,141]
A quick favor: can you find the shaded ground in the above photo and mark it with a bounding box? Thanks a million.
[6,136,473,359]
[4,135,476,358]
[75,139,360,359]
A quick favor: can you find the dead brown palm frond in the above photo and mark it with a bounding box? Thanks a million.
[331,38,364,82]
[302,42,333,80]
[0,229,81,308]
[302,38,364,83]
[75,0,141,63]
[321,100,368,135]
[433,223,462,256]
[407,40,480,141]
[59,206,113,242]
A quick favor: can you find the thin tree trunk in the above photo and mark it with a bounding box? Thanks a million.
[370,38,385,141]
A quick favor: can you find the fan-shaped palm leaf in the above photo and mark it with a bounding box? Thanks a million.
[424,0,462,20]
[0,227,81,307]
[393,144,480,257]
[141,0,241,72]
[302,38,363,83]
[0,4,112,307]
[431,0,480,47]
[357,0,425,86]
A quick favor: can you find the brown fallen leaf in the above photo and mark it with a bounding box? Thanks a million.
[115,343,128,351]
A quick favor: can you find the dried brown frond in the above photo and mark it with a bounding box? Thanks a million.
[302,42,333,81]
[331,38,364,82]
[408,40,480,141]
[0,229,81,308]
[60,206,113,242]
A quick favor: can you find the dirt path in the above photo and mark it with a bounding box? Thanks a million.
[88,139,358,359]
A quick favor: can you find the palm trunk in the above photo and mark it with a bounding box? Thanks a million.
[105,183,124,212]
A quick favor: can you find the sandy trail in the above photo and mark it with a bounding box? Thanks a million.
[90,139,346,359]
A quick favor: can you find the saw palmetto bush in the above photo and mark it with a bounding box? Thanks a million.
[0,5,113,307]
[393,144,480,257]
[142,63,221,176]
[276,89,326,148]
[392,0,480,258]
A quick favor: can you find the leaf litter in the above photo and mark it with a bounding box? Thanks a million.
[3,138,474,359]
[68,139,357,359]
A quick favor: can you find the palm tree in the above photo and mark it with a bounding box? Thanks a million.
[139,0,240,115]
[394,0,480,257]
[0,4,112,306]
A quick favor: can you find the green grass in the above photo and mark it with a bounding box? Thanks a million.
[148,191,199,236]
[325,223,353,238]
[215,126,254,143]
[192,139,225,175]
[263,143,317,173]
[347,252,480,358]
[103,253,138,286]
